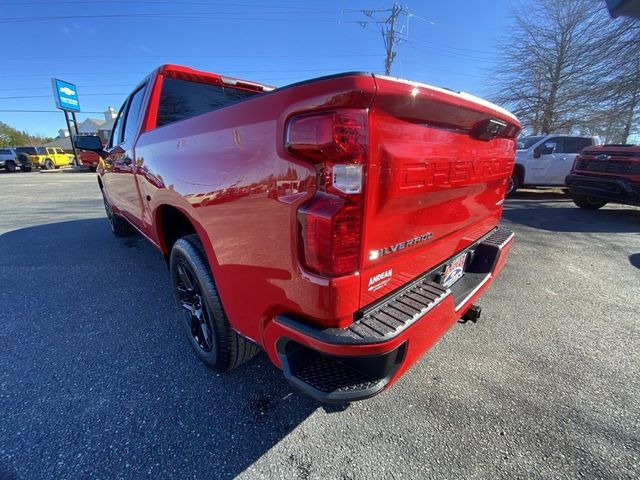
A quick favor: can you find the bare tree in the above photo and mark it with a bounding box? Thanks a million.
[491,0,639,142]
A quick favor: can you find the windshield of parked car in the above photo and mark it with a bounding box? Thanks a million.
[517,136,545,150]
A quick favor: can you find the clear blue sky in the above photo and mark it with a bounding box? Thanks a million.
[1,0,512,137]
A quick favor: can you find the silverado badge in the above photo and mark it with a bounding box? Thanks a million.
[369,232,433,261]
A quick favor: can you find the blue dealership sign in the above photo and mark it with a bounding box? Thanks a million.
[51,78,81,112]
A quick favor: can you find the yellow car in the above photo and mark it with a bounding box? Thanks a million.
[17,146,74,170]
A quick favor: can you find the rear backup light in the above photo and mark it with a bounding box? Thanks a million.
[332,164,362,194]
[286,110,367,276]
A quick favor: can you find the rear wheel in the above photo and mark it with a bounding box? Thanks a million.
[102,190,135,236]
[506,173,519,197]
[5,161,16,173]
[572,194,607,210]
[170,234,259,372]
[44,159,54,170]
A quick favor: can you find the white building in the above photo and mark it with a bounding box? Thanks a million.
[47,107,118,150]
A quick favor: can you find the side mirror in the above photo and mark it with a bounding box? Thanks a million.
[74,135,104,152]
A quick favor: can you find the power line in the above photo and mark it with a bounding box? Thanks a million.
[2,1,365,11]
[405,41,500,64]
[1,53,383,61]
[2,67,380,78]
[0,93,128,100]
[356,3,421,76]
[0,13,349,24]
[0,109,106,114]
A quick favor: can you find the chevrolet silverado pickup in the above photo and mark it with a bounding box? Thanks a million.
[75,64,520,402]
[566,144,640,208]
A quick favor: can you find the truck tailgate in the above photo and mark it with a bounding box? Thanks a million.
[360,75,520,307]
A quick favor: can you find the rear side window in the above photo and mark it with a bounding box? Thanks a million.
[0,149,10,154]
[157,77,258,127]
[109,103,126,147]
[16,147,37,155]
[564,137,593,154]
[123,86,146,143]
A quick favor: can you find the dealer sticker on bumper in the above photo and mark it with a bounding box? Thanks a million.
[440,252,467,288]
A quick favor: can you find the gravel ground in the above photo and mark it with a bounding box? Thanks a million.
[0,170,638,479]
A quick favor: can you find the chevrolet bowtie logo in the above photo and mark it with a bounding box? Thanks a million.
[595,154,610,161]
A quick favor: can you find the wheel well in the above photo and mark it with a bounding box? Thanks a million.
[158,205,197,257]
[514,164,525,184]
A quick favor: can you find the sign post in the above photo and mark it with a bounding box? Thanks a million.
[51,78,81,167]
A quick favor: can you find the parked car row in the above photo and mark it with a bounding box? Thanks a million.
[509,133,639,210]
[0,146,75,172]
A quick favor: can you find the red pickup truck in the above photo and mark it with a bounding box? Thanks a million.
[566,144,640,209]
[76,64,520,402]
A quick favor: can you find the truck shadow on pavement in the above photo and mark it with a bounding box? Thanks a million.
[503,200,640,233]
[0,218,336,479]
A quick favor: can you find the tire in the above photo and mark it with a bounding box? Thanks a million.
[506,173,519,197]
[5,161,16,173]
[102,190,135,236]
[44,159,54,170]
[572,194,608,210]
[17,153,31,171]
[170,234,259,372]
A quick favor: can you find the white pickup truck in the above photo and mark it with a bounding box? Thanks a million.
[508,134,598,196]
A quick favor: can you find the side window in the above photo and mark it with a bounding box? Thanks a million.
[544,137,564,154]
[564,137,593,154]
[122,85,147,143]
[157,77,258,127]
[109,103,126,148]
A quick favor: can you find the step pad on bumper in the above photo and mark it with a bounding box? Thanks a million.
[277,226,513,346]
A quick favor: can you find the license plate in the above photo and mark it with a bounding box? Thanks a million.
[440,252,468,288]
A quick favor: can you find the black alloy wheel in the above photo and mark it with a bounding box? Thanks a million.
[175,261,215,353]
[169,234,259,372]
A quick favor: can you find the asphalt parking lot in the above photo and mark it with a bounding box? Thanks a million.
[1,170,638,479]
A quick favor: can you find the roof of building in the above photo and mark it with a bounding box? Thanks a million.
[97,118,115,132]
[42,137,72,150]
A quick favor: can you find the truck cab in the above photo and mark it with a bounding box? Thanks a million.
[508,134,598,196]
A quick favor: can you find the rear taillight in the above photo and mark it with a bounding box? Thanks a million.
[286,109,367,277]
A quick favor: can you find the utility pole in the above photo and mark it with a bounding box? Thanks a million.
[359,3,409,76]
[382,3,405,76]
